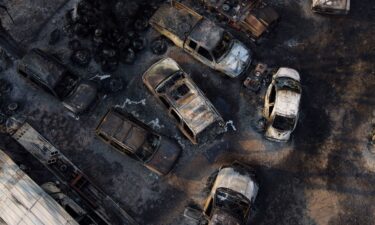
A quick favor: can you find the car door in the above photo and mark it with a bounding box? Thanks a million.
[195,46,216,68]
[184,38,216,68]
[184,38,198,54]
[264,82,276,120]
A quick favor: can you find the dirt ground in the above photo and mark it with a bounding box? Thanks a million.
[0,0,374,225]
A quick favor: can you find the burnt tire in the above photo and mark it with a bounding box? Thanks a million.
[103,77,124,93]
[132,37,146,52]
[134,18,149,31]
[151,37,168,55]
[121,48,135,64]
[70,48,91,67]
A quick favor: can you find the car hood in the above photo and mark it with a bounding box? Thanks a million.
[62,81,98,115]
[146,138,181,175]
[218,41,252,78]
[274,67,300,82]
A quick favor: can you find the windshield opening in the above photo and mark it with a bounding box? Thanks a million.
[275,77,301,93]
[214,188,250,221]
[136,133,160,162]
[156,71,185,94]
[273,115,296,131]
[213,32,233,61]
[55,72,79,99]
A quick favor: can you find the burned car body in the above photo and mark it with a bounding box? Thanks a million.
[263,68,301,142]
[17,49,98,115]
[203,162,259,224]
[312,0,350,14]
[143,58,224,144]
[150,3,252,78]
[96,108,181,175]
[194,0,279,40]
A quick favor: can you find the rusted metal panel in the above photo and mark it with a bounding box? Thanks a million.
[243,14,266,38]
[0,149,79,225]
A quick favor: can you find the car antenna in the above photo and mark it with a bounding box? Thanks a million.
[0,5,15,23]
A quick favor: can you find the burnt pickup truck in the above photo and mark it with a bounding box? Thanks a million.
[143,58,224,144]
[312,0,350,14]
[178,0,279,40]
[17,49,98,115]
[96,108,181,175]
[150,2,252,78]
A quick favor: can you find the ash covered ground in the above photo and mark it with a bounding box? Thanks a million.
[0,0,374,225]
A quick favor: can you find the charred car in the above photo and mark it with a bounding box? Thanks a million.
[150,3,252,78]
[17,49,98,115]
[179,0,279,40]
[143,58,224,144]
[203,162,259,225]
[263,68,301,142]
[96,108,181,175]
[312,0,350,15]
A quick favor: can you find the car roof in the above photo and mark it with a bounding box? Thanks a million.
[158,71,222,135]
[210,167,258,202]
[97,110,148,153]
[63,81,97,114]
[189,19,224,51]
[274,89,301,117]
[20,49,68,89]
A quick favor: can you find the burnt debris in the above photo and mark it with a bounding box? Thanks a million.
[0,48,10,71]
[0,78,20,128]
[70,47,91,67]
[151,36,168,55]
[64,0,163,72]
[49,28,61,45]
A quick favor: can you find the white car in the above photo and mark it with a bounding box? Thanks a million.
[263,68,301,142]
[203,163,259,224]
[312,0,350,15]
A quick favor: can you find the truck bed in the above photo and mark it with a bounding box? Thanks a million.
[150,3,202,42]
